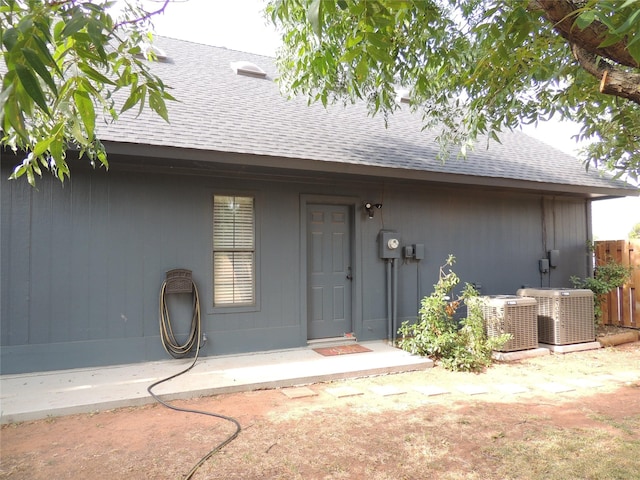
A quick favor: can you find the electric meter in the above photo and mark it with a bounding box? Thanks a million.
[379,230,401,259]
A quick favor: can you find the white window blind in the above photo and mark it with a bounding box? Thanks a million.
[213,195,255,306]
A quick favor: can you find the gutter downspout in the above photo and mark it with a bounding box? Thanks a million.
[392,258,398,345]
[386,259,392,343]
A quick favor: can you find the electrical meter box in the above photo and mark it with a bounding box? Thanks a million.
[379,230,401,259]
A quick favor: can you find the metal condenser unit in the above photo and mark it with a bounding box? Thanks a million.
[517,288,595,345]
[469,295,538,352]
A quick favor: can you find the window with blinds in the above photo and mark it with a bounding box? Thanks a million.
[213,195,255,306]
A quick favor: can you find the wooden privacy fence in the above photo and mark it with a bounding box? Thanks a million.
[595,240,640,328]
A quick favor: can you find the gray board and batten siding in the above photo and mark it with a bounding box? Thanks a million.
[1,36,636,374]
[1,157,599,374]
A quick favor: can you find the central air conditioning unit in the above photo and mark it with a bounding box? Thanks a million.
[469,295,538,352]
[516,288,595,345]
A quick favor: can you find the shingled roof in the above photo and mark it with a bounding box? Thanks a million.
[97,36,635,197]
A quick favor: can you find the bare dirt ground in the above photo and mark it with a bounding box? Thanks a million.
[2,339,639,480]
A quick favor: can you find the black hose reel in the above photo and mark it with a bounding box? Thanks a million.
[164,268,195,294]
[159,268,201,358]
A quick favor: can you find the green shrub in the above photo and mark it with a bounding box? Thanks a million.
[570,257,633,326]
[397,255,510,372]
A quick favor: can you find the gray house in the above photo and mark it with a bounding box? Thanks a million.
[1,37,635,374]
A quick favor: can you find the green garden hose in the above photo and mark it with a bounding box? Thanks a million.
[149,278,241,479]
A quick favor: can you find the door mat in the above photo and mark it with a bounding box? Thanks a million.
[313,344,372,356]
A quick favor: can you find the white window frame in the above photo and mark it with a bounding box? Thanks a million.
[212,195,256,307]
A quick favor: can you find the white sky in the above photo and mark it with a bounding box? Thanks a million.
[145,0,639,240]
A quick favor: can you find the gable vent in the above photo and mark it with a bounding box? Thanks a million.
[135,44,169,62]
[230,61,267,79]
[395,87,411,104]
[145,44,167,60]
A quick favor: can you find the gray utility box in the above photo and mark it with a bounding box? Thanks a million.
[469,295,538,352]
[516,288,595,345]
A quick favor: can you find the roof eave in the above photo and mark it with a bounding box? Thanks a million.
[102,141,638,199]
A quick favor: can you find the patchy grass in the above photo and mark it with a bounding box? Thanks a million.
[483,423,640,479]
[587,412,640,436]
[188,398,640,480]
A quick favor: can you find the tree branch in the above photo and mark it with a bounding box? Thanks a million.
[113,0,171,29]
[571,44,640,105]
[530,0,639,68]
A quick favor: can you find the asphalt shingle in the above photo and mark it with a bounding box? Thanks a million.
[96,36,634,194]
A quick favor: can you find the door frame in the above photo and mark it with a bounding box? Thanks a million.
[300,195,362,343]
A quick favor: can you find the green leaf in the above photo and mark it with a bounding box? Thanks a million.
[628,33,640,48]
[78,63,116,86]
[31,35,62,76]
[14,64,50,115]
[120,87,141,114]
[61,11,87,38]
[307,0,323,38]
[32,160,42,177]
[33,137,52,157]
[612,9,640,36]
[340,45,363,63]
[4,96,26,140]
[50,135,65,162]
[26,164,35,186]
[16,15,33,35]
[96,147,108,167]
[627,37,640,63]
[53,20,65,42]
[346,34,363,49]
[619,0,640,8]
[74,89,95,139]
[598,34,623,49]
[2,27,18,51]
[136,84,147,117]
[0,83,13,111]
[367,32,390,51]
[574,11,596,30]
[355,57,369,80]
[368,45,392,64]
[71,119,88,143]
[162,90,177,103]
[32,17,53,44]
[86,18,106,47]
[9,160,29,180]
[149,90,169,122]
[21,47,57,94]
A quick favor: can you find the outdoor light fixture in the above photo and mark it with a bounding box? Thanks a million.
[364,202,383,219]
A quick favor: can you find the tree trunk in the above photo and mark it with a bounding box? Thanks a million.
[530,0,640,105]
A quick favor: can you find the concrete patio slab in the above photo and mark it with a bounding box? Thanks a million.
[540,341,601,354]
[493,383,530,394]
[281,386,318,399]
[538,382,575,393]
[457,384,489,395]
[413,385,450,397]
[492,348,550,362]
[325,386,364,398]
[0,341,432,424]
[369,385,407,397]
